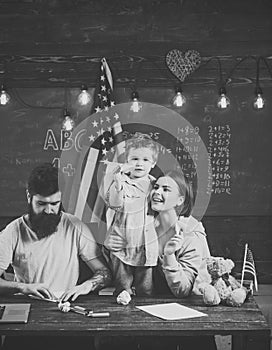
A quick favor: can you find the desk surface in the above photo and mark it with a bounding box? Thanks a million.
[0,294,270,340]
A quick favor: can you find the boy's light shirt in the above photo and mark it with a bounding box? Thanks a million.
[107,173,158,267]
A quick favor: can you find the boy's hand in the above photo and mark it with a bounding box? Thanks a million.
[114,172,124,191]
[164,234,183,256]
[114,164,134,191]
[119,163,135,175]
[104,234,126,252]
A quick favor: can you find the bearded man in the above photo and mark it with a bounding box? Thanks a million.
[0,163,111,301]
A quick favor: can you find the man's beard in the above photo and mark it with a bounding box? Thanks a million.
[28,203,62,239]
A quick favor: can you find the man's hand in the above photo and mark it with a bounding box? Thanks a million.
[60,280,94,302]
[164,234,183,256]
[18,282,53,299]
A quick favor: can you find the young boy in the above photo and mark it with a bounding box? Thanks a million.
[104,132,159,296]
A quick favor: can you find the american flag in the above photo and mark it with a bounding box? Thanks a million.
[70,57,124,233]
[241,243,258,292]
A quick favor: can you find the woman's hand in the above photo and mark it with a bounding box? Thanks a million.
[164,234,183,256]
[104,234,126,252]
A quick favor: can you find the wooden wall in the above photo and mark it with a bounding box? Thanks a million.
[0,0,272,88]
[0,0,272,283]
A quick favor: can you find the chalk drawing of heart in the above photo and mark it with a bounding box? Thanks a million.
[166,49,201,82]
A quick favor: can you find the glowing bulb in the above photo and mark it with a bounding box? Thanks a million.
[62,111,75,131]
[0,88,10,106]
[78,86,92,106]
[130,91,142,113]
[253,88,265,110]
[217,87,230,109]
[253,94,265,110]
[173,91,186,107]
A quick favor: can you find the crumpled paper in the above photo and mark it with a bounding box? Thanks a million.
[116,290,131,305]
[58,301,71,312]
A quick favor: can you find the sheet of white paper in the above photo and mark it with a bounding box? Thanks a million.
[136,303,207,321]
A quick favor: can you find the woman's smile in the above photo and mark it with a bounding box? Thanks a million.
[151,194,164,203]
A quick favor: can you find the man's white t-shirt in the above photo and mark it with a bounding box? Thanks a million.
[0,212,101,293]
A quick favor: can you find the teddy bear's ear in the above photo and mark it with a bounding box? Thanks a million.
[205,257,215,271]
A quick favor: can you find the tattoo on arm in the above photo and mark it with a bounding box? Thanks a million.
[90,269,112,291]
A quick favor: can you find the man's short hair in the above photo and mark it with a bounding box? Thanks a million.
[27,163,59,197]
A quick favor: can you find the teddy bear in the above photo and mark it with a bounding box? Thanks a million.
[199,256,248,307]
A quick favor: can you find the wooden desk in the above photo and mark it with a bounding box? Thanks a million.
[0,294,270,350]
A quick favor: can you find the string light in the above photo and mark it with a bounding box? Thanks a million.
[172,85,186,107]
[253,57,265,110]
[62,109,75,131]
[214,56,230,110]
[217,87,230,109]
[0,86,11,106]
[130,91,142,113]
[78,85,92,106]
[0,55,270,114]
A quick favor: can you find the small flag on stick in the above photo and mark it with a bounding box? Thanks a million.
[241,243,258,292]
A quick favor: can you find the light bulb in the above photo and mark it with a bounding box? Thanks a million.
[217,87,230,109]
[253,94,265,110]
[0,88,11,106]
[130,91,142,113]
[62,111,75,131]
[173,90,186,107]
[78,85,92,106]
[253,88,265,110]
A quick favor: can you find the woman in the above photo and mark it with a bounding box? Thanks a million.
[150,170,211,297]
[107,170,217,350]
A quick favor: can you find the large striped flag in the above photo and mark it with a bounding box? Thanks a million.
[71,57,124,235]
[241,243,258,292]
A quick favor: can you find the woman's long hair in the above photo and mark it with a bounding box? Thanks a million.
[162,170,196,217]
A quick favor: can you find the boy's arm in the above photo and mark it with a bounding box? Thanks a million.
[105,164,135,208]
[107,171,124,208]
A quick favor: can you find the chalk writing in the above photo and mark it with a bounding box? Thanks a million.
[176,125,200,179]
[208,124,231,195]
[43,129,86,152]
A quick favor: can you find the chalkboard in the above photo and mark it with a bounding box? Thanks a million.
[116,86,272,216]
[0,87,92,216]
[1,86,272,217]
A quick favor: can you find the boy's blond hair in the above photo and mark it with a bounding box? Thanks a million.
[125,132,159,163]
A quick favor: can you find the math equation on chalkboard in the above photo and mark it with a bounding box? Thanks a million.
[176,124,231,196]
[208,125,231,195]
